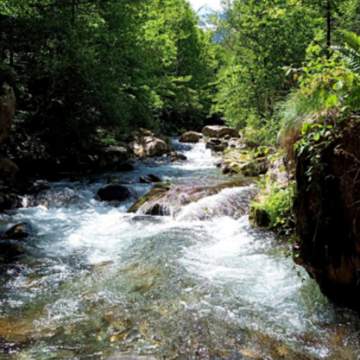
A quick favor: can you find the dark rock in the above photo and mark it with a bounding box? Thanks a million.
[0,240,24,260]
[117,162,134,172]
[0,192,20,211]
[0,158,19,183]
[295,119,360,310]
[206,138,227,152]
[97,145,131,171]
[139,174,162,184]
[97,184,131,202]
[29,180,50,194]
[128,185,170,213]
[250,207,270,228]
[144,203,170,216]
[179,131,202,143]
[170,151,187,162]
[2,223,32,240]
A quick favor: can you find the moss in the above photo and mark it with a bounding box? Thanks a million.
[250,179,295,234]
[128,183,170,213]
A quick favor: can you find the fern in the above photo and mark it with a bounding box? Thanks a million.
[333,30,360,74]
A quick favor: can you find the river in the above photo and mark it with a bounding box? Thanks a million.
[0,141,359,359]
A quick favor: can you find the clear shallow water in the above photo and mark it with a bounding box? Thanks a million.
[0,141,359,360]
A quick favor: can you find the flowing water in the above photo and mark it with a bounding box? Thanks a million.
[0,141,359,360]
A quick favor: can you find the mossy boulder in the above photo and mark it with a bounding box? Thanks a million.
[240,157,269,177]
[128,177,252,216]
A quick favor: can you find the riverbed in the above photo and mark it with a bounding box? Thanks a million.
[0,141,359,359]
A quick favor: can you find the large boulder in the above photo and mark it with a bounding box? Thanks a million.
[129,128,170,158]
[202,125,239,139]
[96,184,131,202]
[179,131,202,143]
[239,157,269,177]
[295,119,360,309]
[97,145,131,171]
[128,178,253,216]
[0,82,15,145]
[0,158,19,182]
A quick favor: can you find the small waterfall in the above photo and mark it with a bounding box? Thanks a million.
[176,185,257,221]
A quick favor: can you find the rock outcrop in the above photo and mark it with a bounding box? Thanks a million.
[295,119,360,309]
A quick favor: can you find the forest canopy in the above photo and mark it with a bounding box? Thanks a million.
[1,0,360,150]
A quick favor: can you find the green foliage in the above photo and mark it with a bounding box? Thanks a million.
[334,30,360,73]
[295,122,338,183]
[280,34,360,148]
[213,0,320,141]
[251,180,295,232]
[0,0,218,155]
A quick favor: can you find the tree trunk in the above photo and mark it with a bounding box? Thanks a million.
[326,0,332,58]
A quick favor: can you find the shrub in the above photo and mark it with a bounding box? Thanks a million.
[250,180,295,233]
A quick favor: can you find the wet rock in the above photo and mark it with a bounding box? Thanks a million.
[144,203,171,216]
[170,151,187,162]
[128,185,170,213]
[202,125,239,139]
[295,119,360,309]
[0,191,20,211]
[29,180,50,194]
[97,184,131,202]
[129,178,252,216]
[139,174,162,184]
[0,158,19,182]
[179,131,202,143]
[129,129,170,158]
[2,223,32,240]
[30,187,81,208]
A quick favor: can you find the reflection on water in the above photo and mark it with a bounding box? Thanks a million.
[0,141,359,359]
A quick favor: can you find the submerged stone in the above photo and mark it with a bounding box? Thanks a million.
[139,174,162,184]
[97,184,131,202]
[2,222,32,240]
